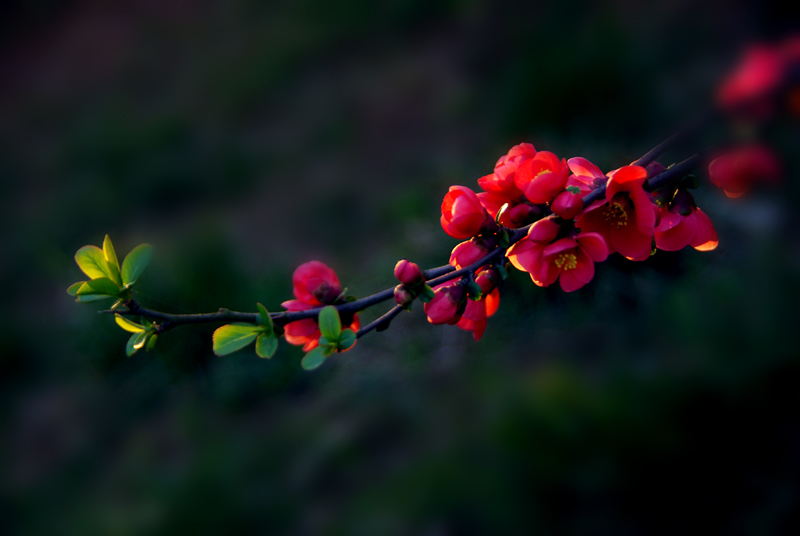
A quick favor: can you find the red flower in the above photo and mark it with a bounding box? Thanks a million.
[514,151,571,204]
[507,217,608,292]
[477,143,538,227]
[654,191,718,252]
[576,165,659,261]
[708,145,781,198]
[424,283,467,325]
[456,288,500,341]
[441,186,496,239]
[282,261,359,352]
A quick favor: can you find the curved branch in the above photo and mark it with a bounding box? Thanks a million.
[106,136,712,339]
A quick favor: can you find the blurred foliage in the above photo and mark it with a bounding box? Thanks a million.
[2,0,800,534]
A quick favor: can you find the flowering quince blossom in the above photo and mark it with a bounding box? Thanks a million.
[455,267,501,340]
[477,143,539,227]
[424,283,467,325]
[441,186,496,239]
[654,190,719,252]
[506,217,609,292]
[576,165,659,261]
[514,151,571,204]
[282,261,359,352]
[449,236,497,270]
[567,157,606,190]
[708,145,781,198]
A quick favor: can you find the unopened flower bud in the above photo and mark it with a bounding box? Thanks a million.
[394,284,415,308]
[501,203,539,228]
[551,189,584,220]
[475,267,501,294]
[424,285,467,325]
[450,236,497,269]
[394,259,424,286]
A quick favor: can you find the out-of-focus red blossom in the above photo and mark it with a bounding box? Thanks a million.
[514,151,571,204]
[551,189,583,219]
[507,217,608,292]
[456,288,500,341]
[394,259,423,286]
[717,35,800,113]
[449,236,496,269]
[708,145,781,198]
[576,165,659,261]
[441,186,495,239]
[718,45,784,112]
[654,190,718,252]
[424,283,467,325]
[282,261,359,352]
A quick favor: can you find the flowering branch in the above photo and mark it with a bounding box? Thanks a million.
[69,36,799,368]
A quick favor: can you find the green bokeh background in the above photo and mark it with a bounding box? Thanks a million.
[2,1,800,534]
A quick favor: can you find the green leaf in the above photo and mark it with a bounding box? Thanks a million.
[498,229,510,248]
[465,281,483,301]
[256,303,274,332]
[419,284,435,303]
[115,314,146,333]
[103,235,120,268]
[76,278,121,297]
[496,264,508,280]
[121,244,153,287]
[565,185,581,194]
[255,332,278,358]
[75,245,113,280]
[103,235,123,286]
[318,305,341,343]
[146,333,158,351]
[126,331,147,356]
[301,346,328,370]
[212,323,260,356]
[76,293,116,303]
[338,329,356,351]
[318,336,335,349]
[67,282,86,296]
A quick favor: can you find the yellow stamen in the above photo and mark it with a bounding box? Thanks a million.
[554,253,578,271]
[603,192,633,229]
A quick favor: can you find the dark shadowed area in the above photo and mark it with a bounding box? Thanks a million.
[2,0,800,534]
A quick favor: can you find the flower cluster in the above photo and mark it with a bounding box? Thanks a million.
[436,141,731,340]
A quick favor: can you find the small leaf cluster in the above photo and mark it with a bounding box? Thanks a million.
[67,235,153,308]
[115,315,159,356]
[301,306,356,370]
[213,303,279,358]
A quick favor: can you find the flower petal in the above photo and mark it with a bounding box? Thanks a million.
[576,232,608,262]
[690,208,719,251]
[567,157,604,179]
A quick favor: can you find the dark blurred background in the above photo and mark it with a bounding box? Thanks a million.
[2,1,800,534]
